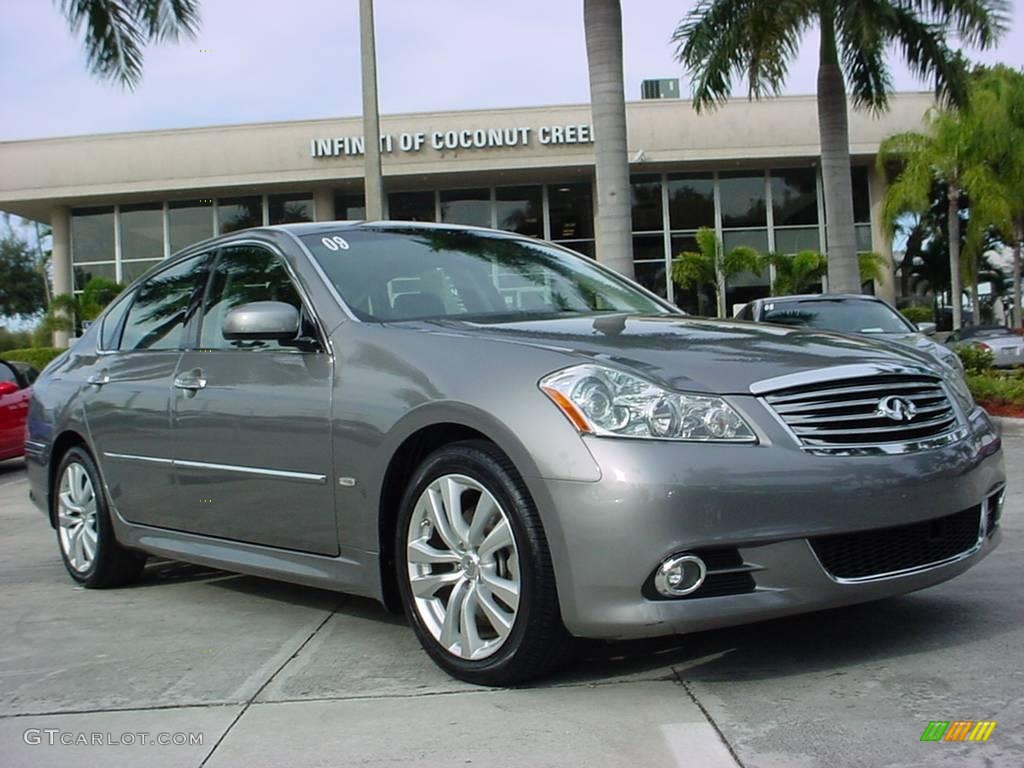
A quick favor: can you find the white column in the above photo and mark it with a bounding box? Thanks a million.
[313,189,335,222]
[50,206,72,349]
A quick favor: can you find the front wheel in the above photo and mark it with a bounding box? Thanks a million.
[396,440,572,685]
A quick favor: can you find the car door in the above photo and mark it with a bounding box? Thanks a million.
[84,252,212,527]
[0,361,30,458]
[169,242,338,555]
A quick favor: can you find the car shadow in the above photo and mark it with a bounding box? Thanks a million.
[550,590,1013,686]
[125,558,1013,689]
[0,458,26,479]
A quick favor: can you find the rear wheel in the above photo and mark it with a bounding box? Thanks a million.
[54,446,146,588]
[396,440,572,685]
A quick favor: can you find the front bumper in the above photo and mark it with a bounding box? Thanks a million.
[532,403,1005,640]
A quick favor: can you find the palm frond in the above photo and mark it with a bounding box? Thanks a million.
[836,0,895,111]
[879,3,970,107]
[135,0,200,42]
[908,0,1010,48]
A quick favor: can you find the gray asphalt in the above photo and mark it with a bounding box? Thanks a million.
[0,435,1021,767]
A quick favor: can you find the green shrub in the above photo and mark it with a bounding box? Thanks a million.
[2,347,64,371]
[900,306,934,324]
[967,372,1024,407]
[956,345,995,374]
[0,326,34,352]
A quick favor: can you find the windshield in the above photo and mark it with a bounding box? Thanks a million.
[761,299,914,334]
[301,228,671,321]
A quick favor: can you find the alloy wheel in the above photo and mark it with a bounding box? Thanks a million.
[406,474,520,661]
[58,462,99,573]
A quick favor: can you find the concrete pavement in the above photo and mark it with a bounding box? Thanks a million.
[0,435,1021,767]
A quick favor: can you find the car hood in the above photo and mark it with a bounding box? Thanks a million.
[864,332,950,360]
[402,314,943,394]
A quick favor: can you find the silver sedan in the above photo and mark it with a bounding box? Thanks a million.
[25,223,1005,685]
[947,325,1024,368]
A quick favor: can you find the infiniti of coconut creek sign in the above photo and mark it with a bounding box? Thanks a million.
[310,123,594,158]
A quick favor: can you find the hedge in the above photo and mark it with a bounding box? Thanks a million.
[1,347,65,370]
[966,372,1024,408]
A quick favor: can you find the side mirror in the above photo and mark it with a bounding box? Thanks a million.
[0,381,18,396]
[222,301,300,341]
[917,322,937,336]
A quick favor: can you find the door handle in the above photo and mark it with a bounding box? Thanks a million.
[173,371,207,392]
[87,372,110,387]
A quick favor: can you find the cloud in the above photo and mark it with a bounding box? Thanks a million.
[0,0,1021,140]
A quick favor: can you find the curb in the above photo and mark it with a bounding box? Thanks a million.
[991,416,1024,437]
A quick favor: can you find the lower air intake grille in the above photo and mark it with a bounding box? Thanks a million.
[810,506,982,580]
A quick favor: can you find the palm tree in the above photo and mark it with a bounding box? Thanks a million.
[673,0,1008,296]
[584,0,634,279]
[56,0,200,88]
[671,227,761,317]
[974,65,1024,328]
[763,250,886,295]
[880,105,1010,330]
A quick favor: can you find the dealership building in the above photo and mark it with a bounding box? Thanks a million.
[0,91,932,316]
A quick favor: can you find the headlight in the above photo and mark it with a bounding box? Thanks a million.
[937,348,964,374]
[943,367,975,414]
[539,364,756,442]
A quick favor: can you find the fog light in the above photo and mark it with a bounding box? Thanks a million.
[653,554,707,597]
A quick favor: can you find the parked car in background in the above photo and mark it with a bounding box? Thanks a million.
[946,325,1024,368]
[735,294,964,374]
[25,223,1004,685]
[0,359,36,461]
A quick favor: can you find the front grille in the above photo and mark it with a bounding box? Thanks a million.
[763,374,960,452]
[643,548,756,601]
[810,506,982,580]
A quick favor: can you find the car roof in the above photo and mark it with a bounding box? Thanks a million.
[758,293,885,304]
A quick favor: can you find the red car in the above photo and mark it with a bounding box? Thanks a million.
[0,359,35,461]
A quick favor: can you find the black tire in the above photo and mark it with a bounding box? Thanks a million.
[396,439,573,685]
[53,446,146,588]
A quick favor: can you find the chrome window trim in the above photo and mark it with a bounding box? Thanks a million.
[103,452,326,484]
[809,499,988,585]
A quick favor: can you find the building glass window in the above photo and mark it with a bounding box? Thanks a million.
[856,224,873,252]
[168,200,214,254]
[119,203,164,261]
[218,196,263,234]
[73,262,117,292]
[630,175,663,232]
[121,260,161,283]
[269,194,313,225]
[440,188,490,227]
[388,191,435,222]
[719,173,767,228]
[852,167,871,223]
[632,234,664,262]
[774,227,821,255]
[71,207,115,263]
[548,183,593,241]
[770,168,818,226]
[559,241,594,259]
[334,192,366,221]
[495,186,543,237]
[634,261,668,299]
[667,175,714,231]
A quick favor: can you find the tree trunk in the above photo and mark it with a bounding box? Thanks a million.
[359,0,385,219]
[969,249,980,325]
[1013,217,1022,329]
[816,7,860,294]
[584,0,634,278]
[948,183,963,330]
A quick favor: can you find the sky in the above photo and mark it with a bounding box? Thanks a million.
[1,0,1023,141]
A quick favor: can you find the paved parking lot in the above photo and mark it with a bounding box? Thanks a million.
[1,434,1022,767]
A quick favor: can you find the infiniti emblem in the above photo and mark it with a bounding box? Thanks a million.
[876,395,918,422]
